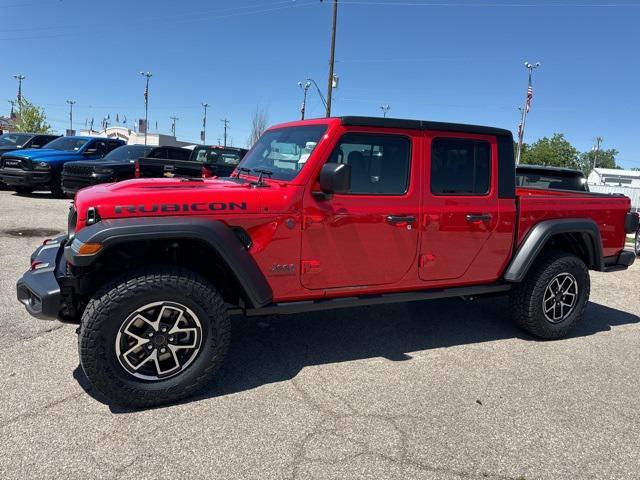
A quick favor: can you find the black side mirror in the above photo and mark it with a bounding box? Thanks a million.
[318,163,351,195]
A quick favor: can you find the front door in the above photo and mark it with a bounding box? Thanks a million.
[301,131,420,290]
[419,133,500,283]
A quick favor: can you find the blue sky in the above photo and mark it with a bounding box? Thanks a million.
[1,0,639,168]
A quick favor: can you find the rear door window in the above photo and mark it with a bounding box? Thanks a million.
[430,138,491,195]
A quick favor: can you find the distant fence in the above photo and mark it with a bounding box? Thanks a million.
[589,185,640,213]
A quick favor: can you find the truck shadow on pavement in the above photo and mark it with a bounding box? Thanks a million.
[73,297,638,411]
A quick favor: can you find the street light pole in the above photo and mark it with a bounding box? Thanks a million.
[298,81,311,120]
[221,118,229,147]
[201,102,209,144]
[380,105,390,118]
[140,71,152,145]
[515,61,540,165]
[592,136,603,170]
[13,74,26,109]
[66,100,76,134]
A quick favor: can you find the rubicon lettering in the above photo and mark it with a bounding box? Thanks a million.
[114,202,247,214]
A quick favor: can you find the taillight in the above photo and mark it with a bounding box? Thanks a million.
[134,160,140,178]
[201,165,213,178]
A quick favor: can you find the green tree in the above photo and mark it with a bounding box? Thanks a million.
[520,133,580,169]
[13,98,51,133]
[578,148,619,174]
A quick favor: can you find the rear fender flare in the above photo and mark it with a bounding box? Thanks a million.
[65,217,272,308]
[503,218,603,282]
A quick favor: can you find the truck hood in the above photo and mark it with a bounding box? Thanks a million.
[74,177,265,224]
[7,148,79,161]
[65,159,133,169]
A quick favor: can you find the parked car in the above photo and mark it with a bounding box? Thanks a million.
[16,116,638,407]
[0,132,60,189]
[61,145,190,195]
[136,145,247,179]
[0,136,124,197]
[516,165,589,191]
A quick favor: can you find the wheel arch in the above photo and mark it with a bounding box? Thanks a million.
[503,218,603,283]
[65,217,273,309]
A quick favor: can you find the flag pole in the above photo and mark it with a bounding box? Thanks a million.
[515,61,540,165]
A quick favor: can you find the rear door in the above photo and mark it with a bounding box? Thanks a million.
[419,133,501,283]
[301,129,420,290]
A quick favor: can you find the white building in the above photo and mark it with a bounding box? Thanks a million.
[79,126,191,148]
[587,168,640,188]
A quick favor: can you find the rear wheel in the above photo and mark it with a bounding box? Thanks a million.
[78,267,231,408]
[509,251,590,339]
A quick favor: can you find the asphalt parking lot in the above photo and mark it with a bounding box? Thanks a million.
[0,189,639,480]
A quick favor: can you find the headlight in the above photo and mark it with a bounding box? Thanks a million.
[34,161,50,170]
[93,167,114,175]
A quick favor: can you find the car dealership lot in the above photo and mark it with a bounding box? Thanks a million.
[1,189,639,480]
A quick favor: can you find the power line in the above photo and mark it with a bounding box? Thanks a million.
[339,1,640,7]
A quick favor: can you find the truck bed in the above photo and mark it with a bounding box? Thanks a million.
[516,187,631,257]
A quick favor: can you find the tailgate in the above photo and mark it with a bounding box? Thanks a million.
[137,158,202,179]
[516,187,632,257]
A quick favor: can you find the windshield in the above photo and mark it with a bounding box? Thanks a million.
[193,147,245,166]
[237,125,327,181]
[45,137,89,151]
[103,145,153,162]
[0,133,32,148]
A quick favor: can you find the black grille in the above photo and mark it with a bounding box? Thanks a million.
[1,155,29,170]
[63,164,94,176]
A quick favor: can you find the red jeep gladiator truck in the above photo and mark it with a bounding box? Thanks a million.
[16,116,639,407]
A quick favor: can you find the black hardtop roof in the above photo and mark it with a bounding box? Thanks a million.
[340,116,513,138]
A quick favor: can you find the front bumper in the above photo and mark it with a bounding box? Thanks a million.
[16,236,66,320]
[0,168,52,187]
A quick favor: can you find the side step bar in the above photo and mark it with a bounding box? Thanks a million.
[230,283,511,317]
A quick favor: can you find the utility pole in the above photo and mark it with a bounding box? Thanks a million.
[8,100,16,118]
[221,118,229,147]
[66,100,76,134]
[515,61,541,165]
[323,0,338,117]
[592,136,603,170]
[140,71,152,145]
[380,105,391,118]
[201,102,209,144]
[13,74,26,108]
[298,80,311,120]
[170,116,178,137]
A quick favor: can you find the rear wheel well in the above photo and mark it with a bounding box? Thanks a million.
[540,232,596,269]
[76,239,248,308]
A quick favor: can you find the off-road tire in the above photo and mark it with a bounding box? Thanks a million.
[78,266,231,408]
[509,251,590,339]
[50,176,65,199]
[13,186,34,194]
[635,228,640,256]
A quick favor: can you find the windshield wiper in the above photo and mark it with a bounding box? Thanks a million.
[253,169,273,187]
[234,167,251,178]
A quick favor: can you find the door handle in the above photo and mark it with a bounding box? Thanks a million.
[465,214,492,222]
[386,215,416,224]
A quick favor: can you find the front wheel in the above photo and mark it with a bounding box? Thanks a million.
[13,186,34,195]
[50,176,65,199]
[78,267,231,408]
[509,251,590,339]
[635,228,640,256]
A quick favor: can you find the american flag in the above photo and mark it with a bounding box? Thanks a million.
[525,84,533,112]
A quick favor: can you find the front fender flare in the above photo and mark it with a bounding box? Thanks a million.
[503,218,604,282]
[65,217,273,308]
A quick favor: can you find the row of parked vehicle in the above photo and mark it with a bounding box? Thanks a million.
[0,132,247,198]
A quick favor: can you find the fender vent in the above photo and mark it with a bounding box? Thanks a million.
[232,227,252,249]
